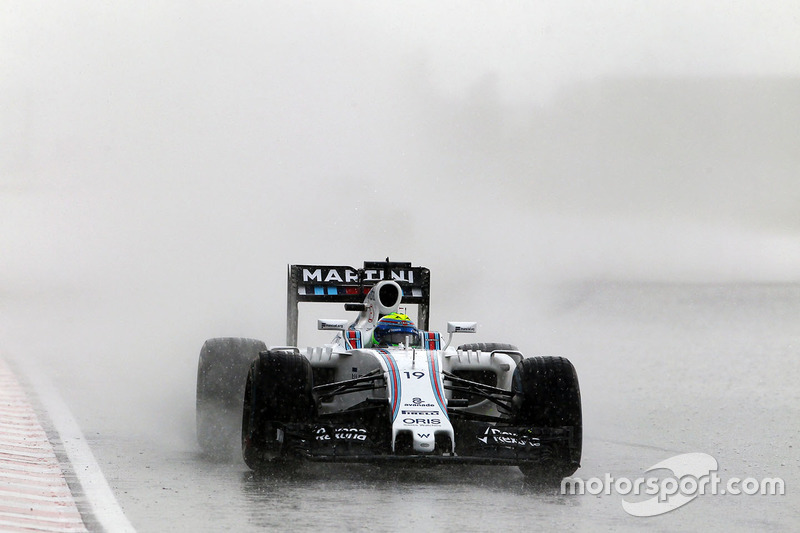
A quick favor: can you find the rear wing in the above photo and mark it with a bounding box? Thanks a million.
[287,260,431,346]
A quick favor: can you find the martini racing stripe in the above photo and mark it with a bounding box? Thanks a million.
[376,349,401,421]
[427,352,448,418]
[423,331,441,350]
[298,285,420,298]
[345,330,363,349]
[298,285,341,296]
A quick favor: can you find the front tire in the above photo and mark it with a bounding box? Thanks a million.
[512,356,582,480]
[242,349,316,470]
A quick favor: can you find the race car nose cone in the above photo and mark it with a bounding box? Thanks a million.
[413,432,436,453]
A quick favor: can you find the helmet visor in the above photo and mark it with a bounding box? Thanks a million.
[374,327,421,347]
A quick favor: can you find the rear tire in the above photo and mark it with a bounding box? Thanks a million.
[512,356,582,481]
[196,338,266,460]
[242,349,316,470]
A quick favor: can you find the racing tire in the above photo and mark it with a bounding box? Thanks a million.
[512,356,582,481]
[242,349,316,470]
[457,342,519,352]
[196,338,266,460]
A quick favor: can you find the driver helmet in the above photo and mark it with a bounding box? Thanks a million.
[372,313,419,347]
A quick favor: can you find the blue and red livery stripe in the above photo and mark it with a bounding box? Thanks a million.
[345,330,362,349]
[424,331,440,350]
[376,349,401,421]
[427,351,448,418]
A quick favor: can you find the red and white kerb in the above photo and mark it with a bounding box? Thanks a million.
[0,358,87,532]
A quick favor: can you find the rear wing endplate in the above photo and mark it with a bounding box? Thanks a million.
[287,260,430,346]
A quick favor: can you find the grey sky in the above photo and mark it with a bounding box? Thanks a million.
[2,2,799,285]
[371,1,800,102]
[5,2,800,100]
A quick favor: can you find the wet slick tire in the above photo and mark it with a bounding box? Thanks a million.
[196,338,266,460]
[512,356,582,481]
[242,349,315,470]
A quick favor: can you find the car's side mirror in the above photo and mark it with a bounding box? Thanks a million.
[447,322,478,334]
[318,319,348,331]
[445,321,478,349]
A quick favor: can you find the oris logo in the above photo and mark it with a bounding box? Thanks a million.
[402,418,441,425]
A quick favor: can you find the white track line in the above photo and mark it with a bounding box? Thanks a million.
[3,357,136,532]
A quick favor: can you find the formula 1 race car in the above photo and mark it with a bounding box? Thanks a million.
[196,260,581,480]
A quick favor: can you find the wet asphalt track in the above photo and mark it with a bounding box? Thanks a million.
[2,283,798,531]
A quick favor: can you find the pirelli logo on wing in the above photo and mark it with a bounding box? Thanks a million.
[301,267,415,284]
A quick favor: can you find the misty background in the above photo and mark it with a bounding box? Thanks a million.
[1,2,799,446]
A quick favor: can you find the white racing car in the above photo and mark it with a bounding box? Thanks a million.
[196,260,581,480]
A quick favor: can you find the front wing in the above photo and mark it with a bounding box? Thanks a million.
[276,420,579,467]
